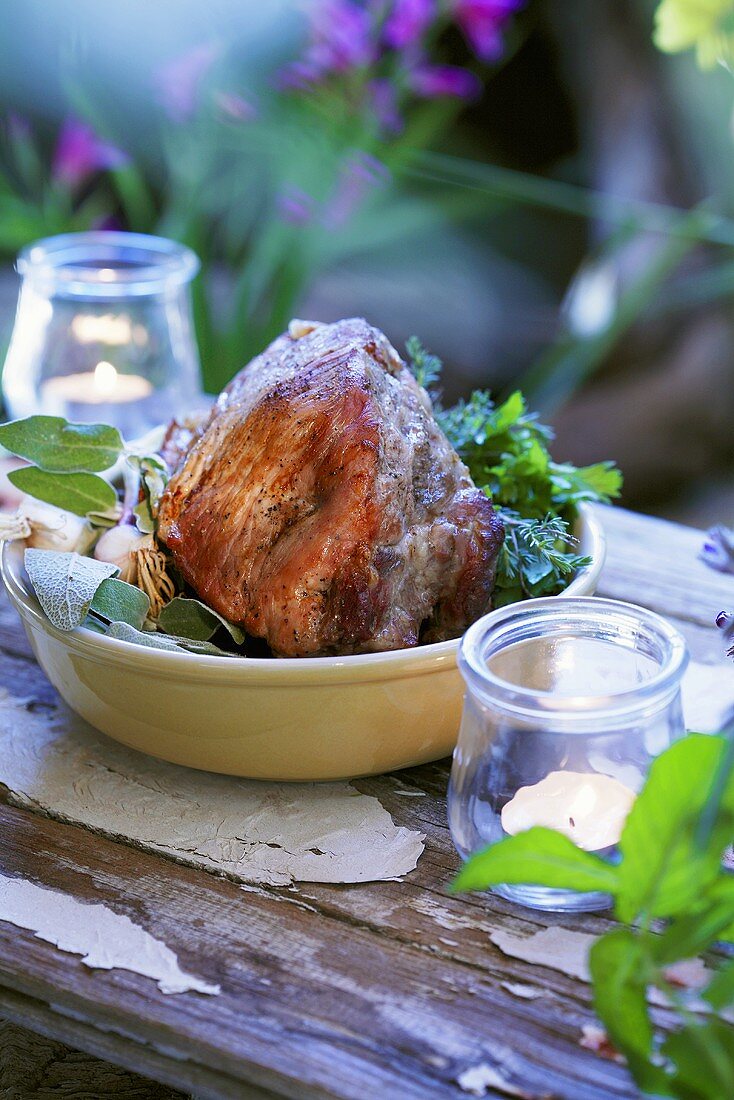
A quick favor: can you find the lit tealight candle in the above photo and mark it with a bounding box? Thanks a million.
[501,771,636,851]
[42,361,153,407]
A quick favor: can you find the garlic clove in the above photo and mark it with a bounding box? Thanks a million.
[94,525,153,582]
[16,498,92,554]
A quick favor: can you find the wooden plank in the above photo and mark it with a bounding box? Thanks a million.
[0,801,641,1100]
[593,505,734,636]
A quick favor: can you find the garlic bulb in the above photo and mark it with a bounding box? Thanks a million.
[94,525,153,582]
[0,498,92,554]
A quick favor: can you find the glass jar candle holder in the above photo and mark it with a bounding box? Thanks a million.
[448,597,689,912]
[2,232,202,438]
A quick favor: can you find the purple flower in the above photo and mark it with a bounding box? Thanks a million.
[453,0,524,60]
[369,78,404,134]
[408,64,481,99]
[280,0,375,88]
[52,118,128,188]
[324,151,390,228]
[310,0,375,71]
[700,525,734,574]
[155,42,221,122]
[383,0,435,48]
[276,186,316,226]
[214,91,257,122]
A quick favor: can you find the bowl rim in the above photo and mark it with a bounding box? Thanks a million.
[1,502,605,685]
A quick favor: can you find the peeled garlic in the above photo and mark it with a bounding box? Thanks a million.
[94,525,153,582]
[0,498,92,554]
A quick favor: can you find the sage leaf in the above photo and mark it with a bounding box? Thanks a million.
[450,827,620,895]
[158,596,245,645]
[90,578,150,630]
[106,621,236,656]
[589,931,667,1094]
[616,734,734,924]
[25,548,118,631]
[128,454,167,535]
[9,466,118,518]
[0,416,124,472]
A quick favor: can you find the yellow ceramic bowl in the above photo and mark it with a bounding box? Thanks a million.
[1,505,604,780]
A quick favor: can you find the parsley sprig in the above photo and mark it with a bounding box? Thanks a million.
[406,340,622,604]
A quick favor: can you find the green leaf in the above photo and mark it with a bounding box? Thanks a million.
[589,930,667,1094]
[704,962,734,1012]
[158,596,245,645]
[450,827,620,895]
[128,454,167,535]
[550,461,623,505]
[652,878,734,964]
[616,735,734,924]
[0,416,124,472]
[9,466,118,518]
[90,578,150,630]
[25,548,118,631]
[106,621,237,657]
[662,1019,734,1100]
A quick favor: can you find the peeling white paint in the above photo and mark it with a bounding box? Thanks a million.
[457,1062,535,1098]
[0,695,424,886]
[490,926,594,983]
[501,982,546,1000]
[0,874,219,995]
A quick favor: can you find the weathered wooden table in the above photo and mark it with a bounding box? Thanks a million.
[0,505,732,1100]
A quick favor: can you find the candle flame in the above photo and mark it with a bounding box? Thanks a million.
[94,361,118,398]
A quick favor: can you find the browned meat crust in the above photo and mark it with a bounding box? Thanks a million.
[157,318,504,656]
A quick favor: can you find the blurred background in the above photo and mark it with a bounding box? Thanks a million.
[0,0,732,524]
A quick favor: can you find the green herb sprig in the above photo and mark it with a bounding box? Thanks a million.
[451,733,734,1098]
[406,340,622,604]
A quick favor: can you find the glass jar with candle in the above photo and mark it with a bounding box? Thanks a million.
[2,232,202,438]
[448,597,689,912]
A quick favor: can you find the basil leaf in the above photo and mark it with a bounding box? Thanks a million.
[25,548,118,631]
[0,416,124,472]
[662,1019,734,1100]
[9,466,118,518]
[158,596,245,645]
[450,827,619,895]
[90,578,150,630]
[651,878,734,964]
[589,931,667,1094]
[703,962,734,1011]
[616,734,734,924]
[106,621,237,656]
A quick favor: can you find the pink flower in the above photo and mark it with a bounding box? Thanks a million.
[453,0,524,60]
[52,118,128,188]
[383,0,436,49]
[408,64,481,99]
[155,42,221,122]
